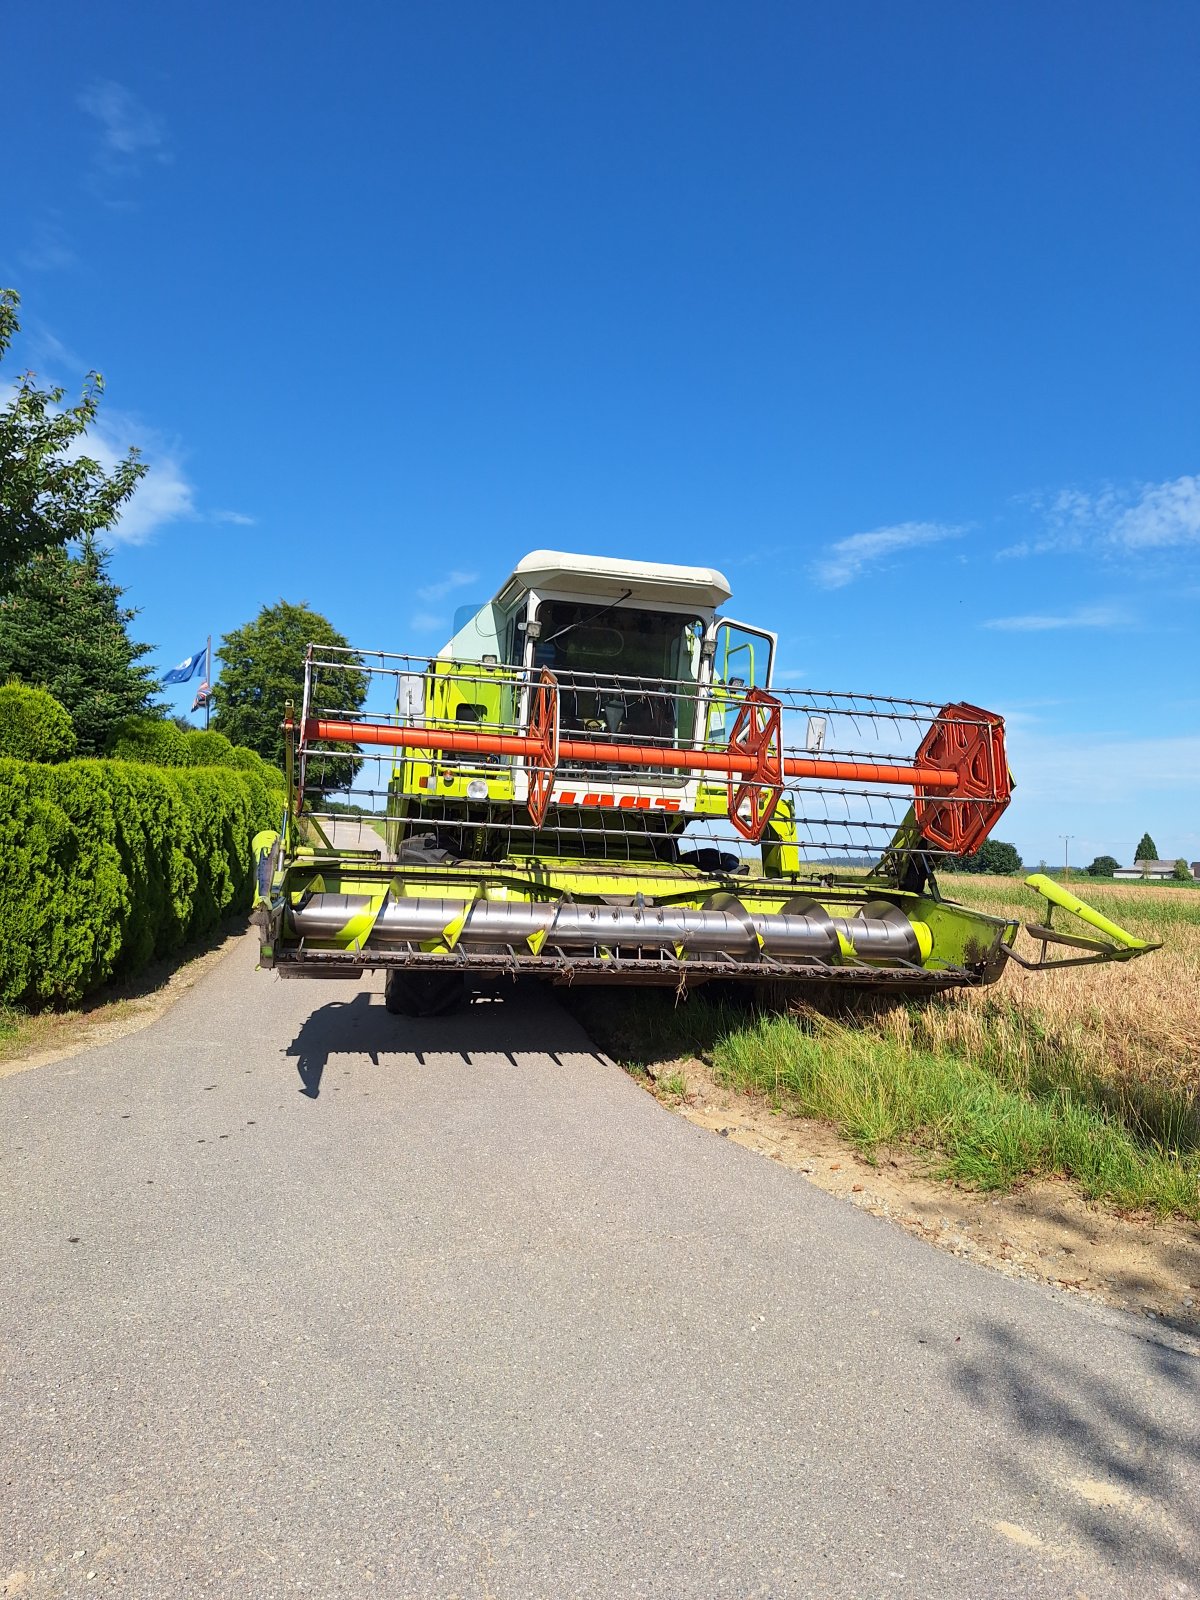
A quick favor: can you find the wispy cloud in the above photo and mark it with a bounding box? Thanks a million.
[409,611,447,634]
[211,509,256,526]
[6,354,200,547]
[70,409,195,545]
[18,217,76,273]
[416,569,479,603]
[78,80,171,194]
[1112,475,1200,549]
[1007,730,1200,804]
[812,522,962,589]
[982,605,1129,633]
[20,319,85,374]
[1002,474,1200,560]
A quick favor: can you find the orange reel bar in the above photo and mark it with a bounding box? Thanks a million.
[306,715,960,790]
[303,689,1009,853]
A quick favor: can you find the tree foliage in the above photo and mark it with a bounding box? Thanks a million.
[1086,854,1121,878]
[958,838,1023,875]
[1134,832,1158,862]
[1173,859,1193,882]
[213,601,367,779]
[0,681,76,762]
[0,535,159,754]
[0,289,146,591]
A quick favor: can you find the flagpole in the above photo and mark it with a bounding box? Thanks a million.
[205,635,211,730]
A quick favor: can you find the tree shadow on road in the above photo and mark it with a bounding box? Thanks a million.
[948,1313,1200,1581]
[284,982,607,1098]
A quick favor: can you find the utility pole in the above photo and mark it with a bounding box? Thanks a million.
[1060,834,1074,881]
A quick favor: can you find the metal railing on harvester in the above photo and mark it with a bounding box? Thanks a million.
[287,646,1012,868]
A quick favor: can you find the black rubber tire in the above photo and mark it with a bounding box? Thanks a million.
[384,970,466,1017]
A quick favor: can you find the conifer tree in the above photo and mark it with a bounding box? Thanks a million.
[0,535,159,754]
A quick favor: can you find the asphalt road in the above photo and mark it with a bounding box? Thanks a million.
[2,936,1197,1598]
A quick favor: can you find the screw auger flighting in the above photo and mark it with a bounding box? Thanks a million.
[254,551,1158,1014]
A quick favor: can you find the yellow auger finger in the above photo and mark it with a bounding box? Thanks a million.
[1023,874,1153,951]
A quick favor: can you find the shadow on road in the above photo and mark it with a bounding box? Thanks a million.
[284,983,607,1098]
[950,1315,1200,1579]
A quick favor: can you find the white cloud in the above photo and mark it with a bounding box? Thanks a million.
[982,605,1129,632]
[4,368,199,547]
[1111,475,1200,549]
[811,522,962,589]
[110,455,194,544]
[1005,475,1200,559]
[79,80,171,172]
[211,509,256,526]
[68,409,195,545]
[416,569,479,603]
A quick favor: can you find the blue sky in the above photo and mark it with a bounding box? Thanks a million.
[3,1,1197,867]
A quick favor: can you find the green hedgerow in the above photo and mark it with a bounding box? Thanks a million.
[107,714,190,766]
[0,756,277,1007]
[0,682,77,762]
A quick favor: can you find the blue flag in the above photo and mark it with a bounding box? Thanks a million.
[163,646,207,685]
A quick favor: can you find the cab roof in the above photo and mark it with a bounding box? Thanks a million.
[499,549,733,611]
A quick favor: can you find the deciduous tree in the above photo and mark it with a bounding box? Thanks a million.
[1134,832,1158,862]
[213,601,367,781]
[0,289,145,591]
[1086,855,1120,877]
[958,838,1023,875]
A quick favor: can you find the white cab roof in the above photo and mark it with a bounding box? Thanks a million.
[504,549,732,610]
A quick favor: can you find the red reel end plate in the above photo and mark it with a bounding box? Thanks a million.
[913,702,1012,857]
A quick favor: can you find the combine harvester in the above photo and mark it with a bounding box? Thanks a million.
[255,551,1157,1013]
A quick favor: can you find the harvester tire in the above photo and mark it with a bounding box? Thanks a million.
[384,970,466,1017]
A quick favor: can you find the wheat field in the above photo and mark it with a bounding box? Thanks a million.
[885,876,1200,1143]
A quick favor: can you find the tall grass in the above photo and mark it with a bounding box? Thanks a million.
[711,1010,1200,1217]
[919,876,1200,1144]
[570,876,1200,1216]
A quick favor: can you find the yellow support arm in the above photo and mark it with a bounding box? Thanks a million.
[1022,873,1156,954]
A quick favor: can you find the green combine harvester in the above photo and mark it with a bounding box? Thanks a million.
[254,550,1156,1014]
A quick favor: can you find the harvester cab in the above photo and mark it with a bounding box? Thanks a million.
[255,550,1158,1013]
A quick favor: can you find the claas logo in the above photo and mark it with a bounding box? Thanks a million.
[555,790,682,812]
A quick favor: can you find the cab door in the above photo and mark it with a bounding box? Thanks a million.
[712,617,776,692]
[699,617,778,745]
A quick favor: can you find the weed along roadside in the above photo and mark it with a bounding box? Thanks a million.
[563,874,1200,1328]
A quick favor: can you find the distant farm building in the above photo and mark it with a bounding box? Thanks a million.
[1112,860,1200,881]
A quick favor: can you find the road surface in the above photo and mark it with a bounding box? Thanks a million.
[2,935,1197,1597]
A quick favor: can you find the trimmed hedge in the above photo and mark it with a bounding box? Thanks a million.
[107,716,287,789]
[0,757,284,1007]
[0,683,77,763]
[107,715,190,766]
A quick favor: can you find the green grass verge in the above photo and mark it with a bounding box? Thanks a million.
[567,990,1200,1219]
[712,1011,1200,1217]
